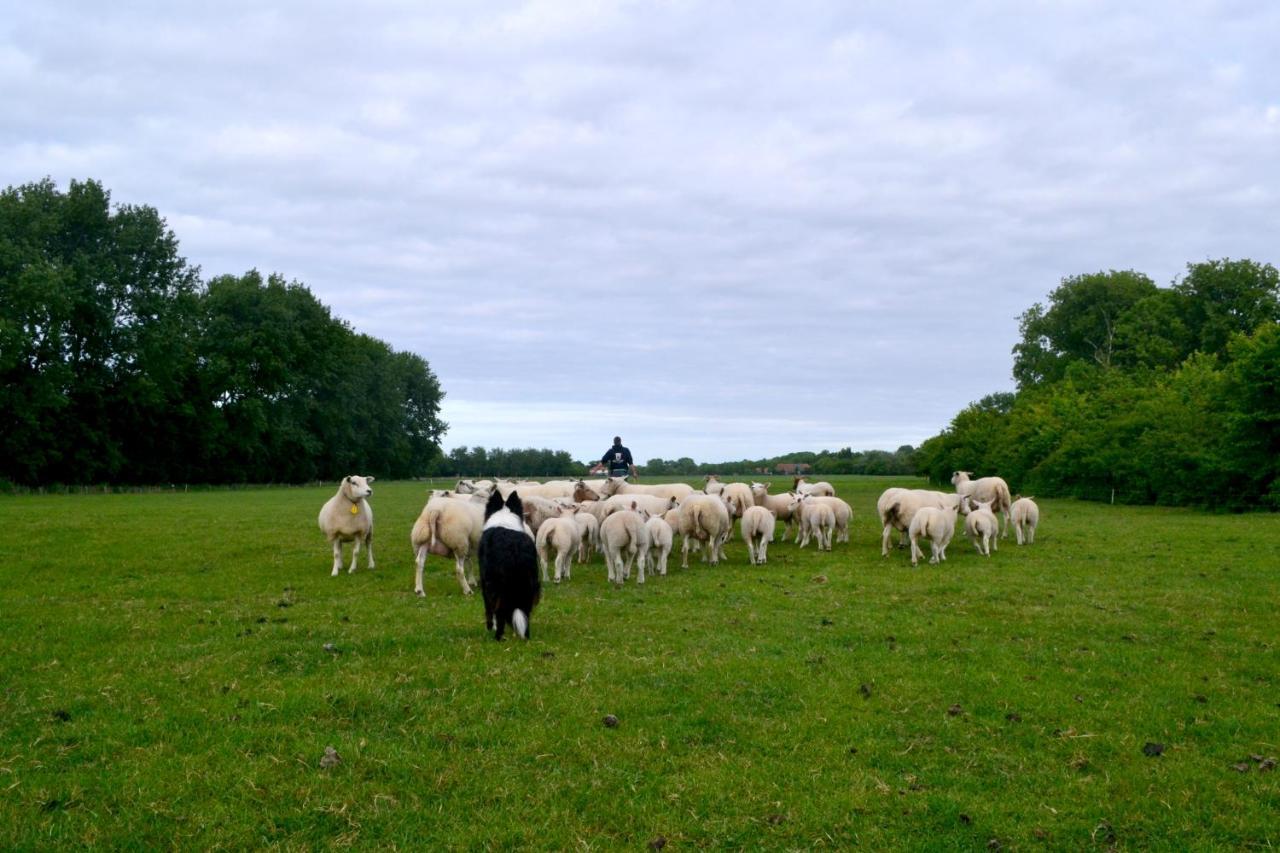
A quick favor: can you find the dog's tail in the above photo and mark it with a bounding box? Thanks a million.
[512,609,529,639]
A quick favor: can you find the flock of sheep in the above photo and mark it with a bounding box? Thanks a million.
[317,471,1042,592]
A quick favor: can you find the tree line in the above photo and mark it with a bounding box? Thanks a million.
[642,446,917,477]
[0,178,446,485]
[915,260,1280,508]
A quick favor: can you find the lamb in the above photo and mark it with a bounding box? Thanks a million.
[597,477,695,502]
[878,488,958,556]
[795,495,851,544]
[787,493,835,551]
[1011,496,1040,545]
[793,476,835,497]
[411,492,485,596]
[678,494,731,567]
[644,513,674,577]
[600,503,652,585]
[951,471,1013,537]
[318,475,376,576]
[535,515,579,582]
[564,506,600,562]
[963,497,999,556]
[907,500,961,567]
[750,482,798,540]
[740,505,776,565]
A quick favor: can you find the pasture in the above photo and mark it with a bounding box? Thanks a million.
[1,476,1277,849]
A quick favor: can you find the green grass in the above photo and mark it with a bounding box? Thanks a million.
[1,476,1277,849]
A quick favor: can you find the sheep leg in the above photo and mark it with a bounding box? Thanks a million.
[414,545,428,596]
[1028,523,1036,544]
[909,535,921,566]
[1014,522,1024,546]
[455,554,474,595]
[347,536,361,573]
[636,547,647,584]
[330,539,343,577]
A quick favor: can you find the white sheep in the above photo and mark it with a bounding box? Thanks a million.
[600,493,680,518]
[678,494,731,567]
[1011,496,1040,545]
[318,475,375,576]
[740,505,776,565]
[645,513,674,577]
[600,503,652,585]
[565,506,600,562]
[410,492,484,596]
[795,495,851,544]
[951,471,1013,537]
[535,515,579,583]
[788,493,835,551]
[878,489,959,556]
[963,497,999,556]
[598,477,695,502]
[793,476,836,497]
[520,494,567,535]
[907,501,961,567]
[750,482,798,540]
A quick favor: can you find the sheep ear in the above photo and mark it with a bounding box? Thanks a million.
[366,476,376,483]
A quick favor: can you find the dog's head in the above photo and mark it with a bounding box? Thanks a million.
[483,489,528,533]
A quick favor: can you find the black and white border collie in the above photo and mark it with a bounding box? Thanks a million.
[478,489,541,640]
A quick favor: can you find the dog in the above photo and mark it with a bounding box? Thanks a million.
[478,489,541,640]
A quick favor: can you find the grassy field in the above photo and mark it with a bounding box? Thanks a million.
[1,476,1277,850]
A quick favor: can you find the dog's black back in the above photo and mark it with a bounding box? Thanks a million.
[478,490,541,640]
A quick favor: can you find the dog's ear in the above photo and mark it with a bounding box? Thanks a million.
[485,489,504,516]
[506,490,522,514]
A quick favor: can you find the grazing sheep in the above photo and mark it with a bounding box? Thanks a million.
[907,501,961,567]
[741,505,776,565]
[788,493,835,551]
[411,492,485,596]
[598,477,695,502]
[951,471,1013,537]
[535,515,579,583]
[318,475,376,576]
[678,494,732,568]
[750,482,798,540]
[963,497,999,556]
[793,476,835,497]
[878,489,959,556]
[1011,496,1040,545]
[600,503,652,585]
[645,513,674,577]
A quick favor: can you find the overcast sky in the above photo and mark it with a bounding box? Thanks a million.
[4,1,1278,463]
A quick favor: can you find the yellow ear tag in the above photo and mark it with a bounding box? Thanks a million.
[350,504,360,515]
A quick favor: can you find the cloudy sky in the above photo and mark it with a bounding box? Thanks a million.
[4,1,1278,463]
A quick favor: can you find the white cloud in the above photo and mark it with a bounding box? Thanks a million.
[3,0,1279,460]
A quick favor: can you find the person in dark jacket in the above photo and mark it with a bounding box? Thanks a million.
[601,436,637,479]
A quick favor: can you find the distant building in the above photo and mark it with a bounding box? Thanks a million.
[774,463,812,475]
